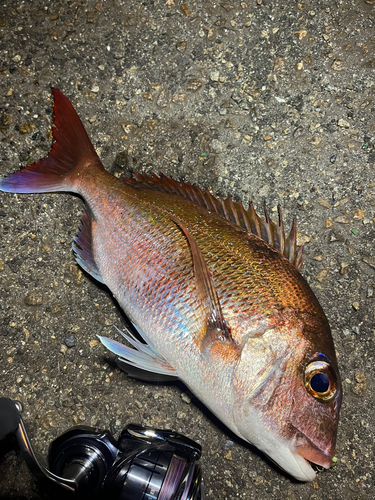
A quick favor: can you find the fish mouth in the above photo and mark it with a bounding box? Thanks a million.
[274,441,333,482]
[296,442,333,470]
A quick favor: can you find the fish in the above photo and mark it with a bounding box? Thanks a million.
[0,88,342,482]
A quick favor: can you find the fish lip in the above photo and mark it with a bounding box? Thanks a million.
[296,442,333,470]
[290,418,336,470]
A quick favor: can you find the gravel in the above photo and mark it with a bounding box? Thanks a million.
[0,1,374,499]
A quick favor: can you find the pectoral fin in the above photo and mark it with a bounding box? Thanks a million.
[171,216,238,353]
[98,325,178,382]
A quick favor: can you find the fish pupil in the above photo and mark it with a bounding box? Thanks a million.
[310,372,330,393]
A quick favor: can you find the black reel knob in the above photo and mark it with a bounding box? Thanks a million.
[0,398,21,440]
[48,427,119,498]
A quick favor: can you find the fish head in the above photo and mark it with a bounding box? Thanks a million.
[231,313,342,481]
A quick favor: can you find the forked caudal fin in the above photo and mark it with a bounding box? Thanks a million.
[0,88,104,194]
[0,89,304,271]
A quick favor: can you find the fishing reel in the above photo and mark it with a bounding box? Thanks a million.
[0,397,203,499]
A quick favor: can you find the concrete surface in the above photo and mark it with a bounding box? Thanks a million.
[0,0,374,498]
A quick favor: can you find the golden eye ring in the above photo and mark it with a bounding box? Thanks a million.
[305,360,337,401]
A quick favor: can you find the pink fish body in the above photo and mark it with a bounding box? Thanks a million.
[0,89,342,482]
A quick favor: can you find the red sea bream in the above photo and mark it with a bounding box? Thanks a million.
[0,89,342,482]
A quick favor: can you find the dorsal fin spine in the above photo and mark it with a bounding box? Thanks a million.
[122,173,303,270]
[229,198,240,226]
[278,205,285,255]
[286,219,297,265]
[263,204,273,248]
[296,245,304,270]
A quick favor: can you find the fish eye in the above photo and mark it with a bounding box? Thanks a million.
[310,372,330,393]
[305,360,337,401]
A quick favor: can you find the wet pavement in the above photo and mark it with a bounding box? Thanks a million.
[0,0,374,499]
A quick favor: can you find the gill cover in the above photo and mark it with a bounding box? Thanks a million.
[231,328,316,481]
[232,324,341,482]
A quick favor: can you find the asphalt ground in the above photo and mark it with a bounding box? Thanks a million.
[0,1,374,499]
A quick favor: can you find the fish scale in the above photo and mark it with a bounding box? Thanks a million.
[100,183,314,328]
[0,89,342,483]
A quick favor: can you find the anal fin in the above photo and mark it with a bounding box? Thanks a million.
[72,205,104,283]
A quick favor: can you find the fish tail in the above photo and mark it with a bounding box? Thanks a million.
[0,88,104,194]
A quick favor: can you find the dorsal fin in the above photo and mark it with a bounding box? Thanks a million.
[122,172,304,270]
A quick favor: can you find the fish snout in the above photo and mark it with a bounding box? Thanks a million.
[290,408,338,469]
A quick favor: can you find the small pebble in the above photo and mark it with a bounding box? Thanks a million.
[363,257,375,269]
[60,344,68,354]
[207,27,216,40]
[339,262,348,275]
[210,139,224,153]
[338,119,350,129]
[352,209,365,220]
[24,292,43,306]
[186,79,202,91]
[352,382,366,396]
[316,269,329,282]
[355,372,366,384]
[64,335,76,348]
[334,215,350,224]
[309,136,321,146]
[1,113,13,126]
[87,12,98,23]
[329,231,343,243]
[181,393,191,404]
[293,126,304,138]
[41,413,56,430]
[274,57,285,72]
[332,59,344,71]
[180,3,190,16]
[297,233,311,245]
[72,409,86,424]
[294,30,307,40]
[19,122,36,134]
[318,198,331,208]
[176,41,187,52]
